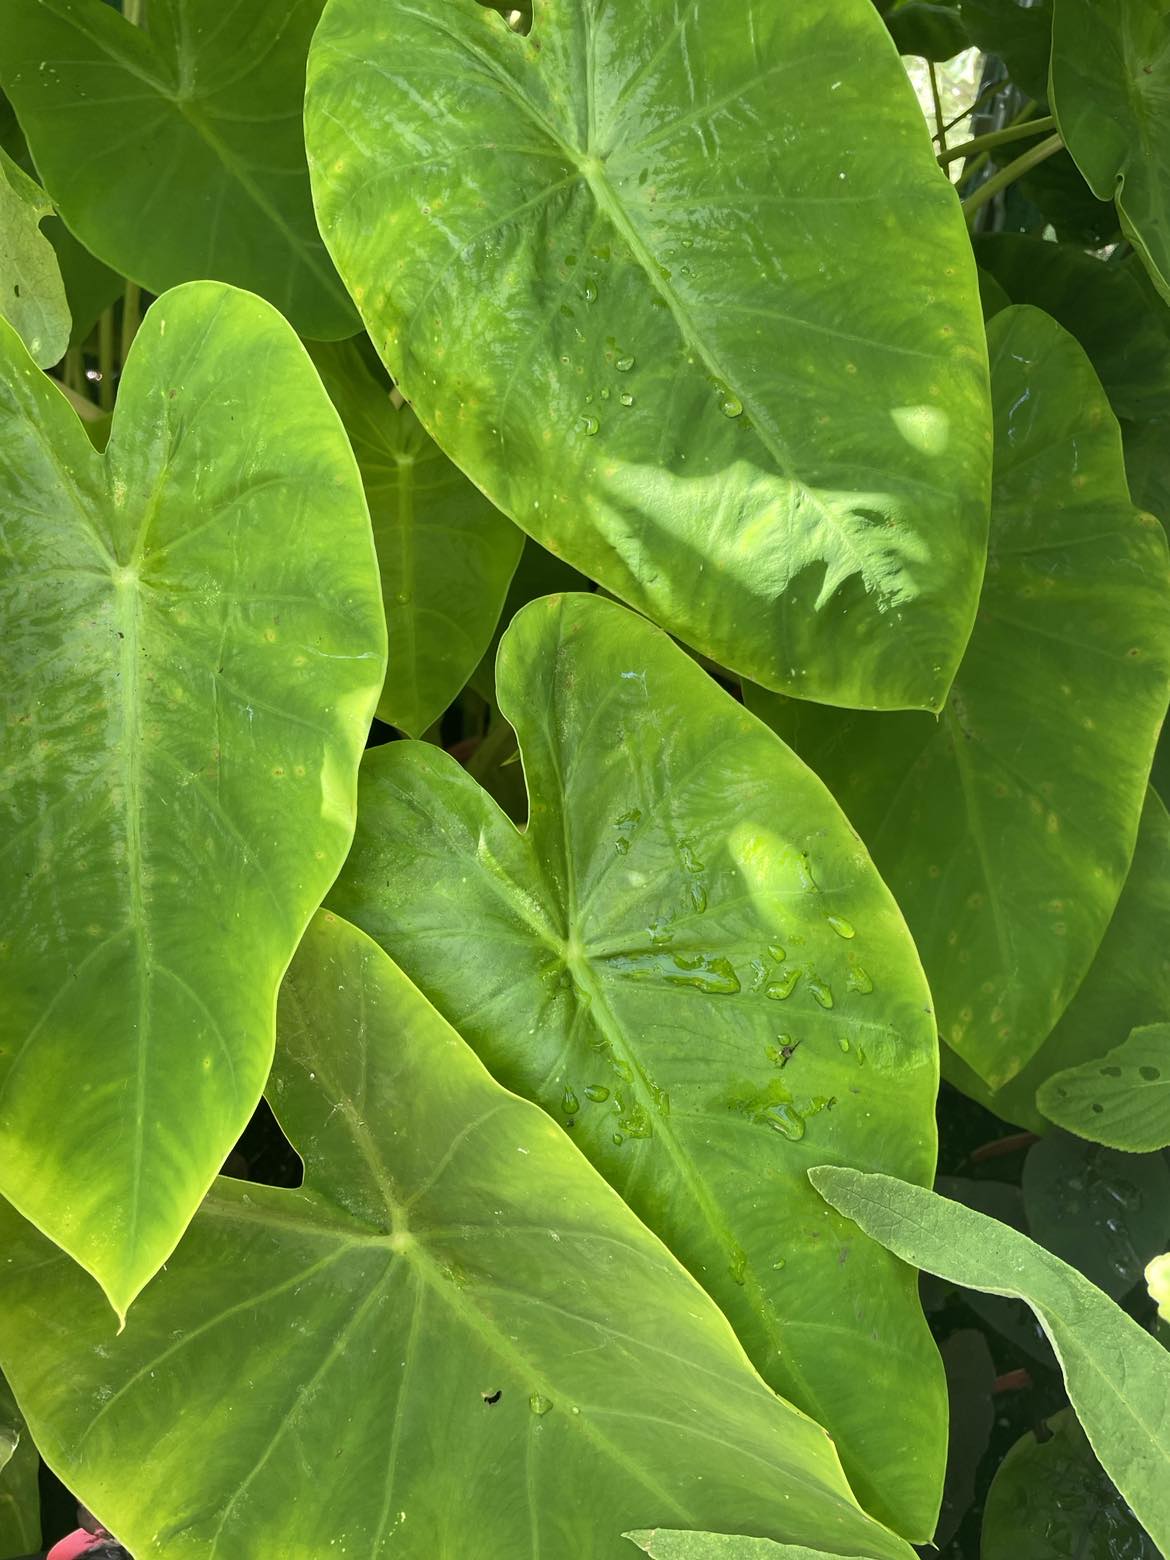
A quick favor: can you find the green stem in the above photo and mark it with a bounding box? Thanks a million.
[935,78,1007,141]
[962,132,1064,225]
[928,60,948,156]
[98,307,116,412]
[64,344,85,397]
[120,281,141,367]
[938,114,1055,167]
[961,100,1039,187]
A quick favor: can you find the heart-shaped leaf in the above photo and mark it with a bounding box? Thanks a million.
[810,1167,1170,1556]
[0,0,355,338]
[0,147,69,368]
[1037,1025,1170,1152]
[306,0,991,712]
[0,282,385,1317]
[0,913,915,1560]
[982,1409,1158,1560]
[1051,0,1170,302]
[748,308,1170,1090]
[309,341,523,736]
[329,591,946,1540]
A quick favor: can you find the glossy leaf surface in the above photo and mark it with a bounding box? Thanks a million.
[0,283,385,1315]
[330,592,945,1539]
[980,789,1170,1129]
[309,342,523,736]
[0,0,355,338]
[307,0,992,712]
[981,1409,1158,1560]
[748,308,1170,1089]
[0,1377,39,1557]
[0,146,69,368]
[811,1167,1170,1556]
[0,915,914,1560]
[1051,0,1170,302]
[1037,1026,1170,1153]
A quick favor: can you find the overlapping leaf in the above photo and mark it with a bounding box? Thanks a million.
[307,0,991,712]
[1037,1025,1170,1152]
[0,1376,39,1558]
[329,591,945,1539]
[0,914,915,1560]
[0,146,69,368]
[1051,0,1170,302]
[749,308,1170,1089]
[0,0,354,337]
[309,342,523,736]
[811,1168,1170,1555]
[627,1537,867,1560]
[0,283,385,1316]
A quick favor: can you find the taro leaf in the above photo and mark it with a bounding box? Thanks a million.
[306,0,992,713]
[0,146,69,368]
[974,237,1170,422]
[627,1536,869,1559]
[981,1408,1159,1560]
[1124,418,1170,530]
[746,307,1170,1090]
[0,1376,40,1557]
[810,1167,1170,1555]
[959,0,1053,100]
[971,790,1170,1131]
[0,282,385,1317]
[50,218,123,351]
[885,1,970,60]
[1050,0,1170,302]
[0,0,355,339]
[1021,1133,1170,1299]
[329,591,946,1540]
[308,341,523,736]
[935,1330,995,1547]
[0,914,916,1560]
[1016,149,1121,249]
[1037,1026,1170,1152]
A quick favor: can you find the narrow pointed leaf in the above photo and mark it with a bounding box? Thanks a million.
[309,342,523,736]
[1037,1025,1170,1152]
[748,308,1170,1089]
[0,0,355,338]
[329,591,945,1540]
[0,915,914,1560]
[1051,0,1170,302]
[0,146,69,368]
[307,0,991,711]
[0,283,386,1315]
[811,1167,1170,1556]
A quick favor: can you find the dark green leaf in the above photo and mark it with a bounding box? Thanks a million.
[0,0,355,337]
[0,914,916,1560]
[886,1,970,61]
[0,283,386,1315]
[959,0,1053,100]
[1037,1029,1170,1155]
[329,591,946,1540]
[0,1376,39,1557]
[0,146,69,367]
[307,0,992,712]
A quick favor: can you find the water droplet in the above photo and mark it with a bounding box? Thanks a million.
[826,914,855,939]
[584,1084,610,1103]
[729,1245,748,1285]
[689,881,708,913]
[561,1086,580,1114]
[772,1257,786,1270]
[577,413,599,436]
[668,953,740,994]
[767,942,787,962]
[679,839,705,873]
[766,970,801,1001]
[615,354,635,372]
[681,237,694,249]
[648,918,672,945]
[612,1131,624,1145]
[583,282,597,303]
[619,1102,652,1138]
[529,1392,554,1416]
[767,1103,806,1140]
[648,1081,671,1116]
[808,977,834,1009]
[838,1036,851,1053]
[619,392,634,407]
[600,387,611,400]
[719,391,744,418]
[847,965,873,994]
[615,836,630,855]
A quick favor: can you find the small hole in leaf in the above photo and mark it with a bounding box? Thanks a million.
[1139,1065,1160,1081]
[13,283,20,298]
[1091,1102,1104,1114]
[482,1388,503,1405]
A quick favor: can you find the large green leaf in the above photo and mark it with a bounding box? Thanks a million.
[884,0,969,61]
[981,1409,1158,1560]
[309,341,523,736]
[0,282,385,1317]
[0,146,69,368]
[0,1377,39,1558]
[810,1167,1170,1555]
[1050,0,1170,302]
[0,0,354,338]
[1036,1025,1170,1152]
[747,308,1170,1090]
[959,0,1053,100]
[307,0,992,712]
[0,914,915,1560]
[329,591,946,1539]
[1125,418,1170,529]
[975,237,1170,423]
[970,789,1170,1129]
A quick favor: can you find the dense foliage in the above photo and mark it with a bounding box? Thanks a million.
[1,0,1169,1556]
